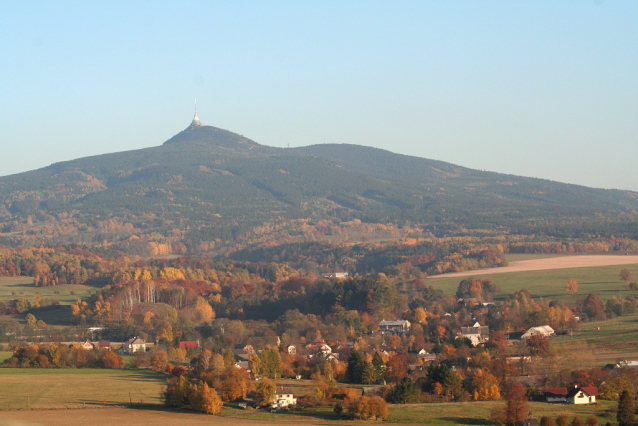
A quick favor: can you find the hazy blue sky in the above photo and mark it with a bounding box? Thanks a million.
[2,1,637,190]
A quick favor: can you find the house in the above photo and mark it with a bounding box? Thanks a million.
[98,340,111,350]
[459,322,489,346]
[322,272,349,280]
[305,337,326,348]
[617,360,638,371]
[286,345,296,356]
[545,386,598,404]
[545,388,569,403]
[379,320,411,335]
[179,340,199,350]
[274,387,297,408]
[81,340,95,351]
[123,337,146,354]
[522,325,555,339]
[566,386,598,404]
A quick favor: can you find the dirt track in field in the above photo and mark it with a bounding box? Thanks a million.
[0,407,391,426]
[428,255,638,279]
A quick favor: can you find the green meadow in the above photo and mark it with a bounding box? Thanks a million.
[427,262,638,304]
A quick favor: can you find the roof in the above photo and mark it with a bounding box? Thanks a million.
[379,320,409,326]
[276,387,293,394]
[179,341,199,349]
[128,338,145,344]
[545,388,568,397]
[98,340,111,347]
[567,386,598,398]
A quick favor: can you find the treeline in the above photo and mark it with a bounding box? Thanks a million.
[3,344,124,369]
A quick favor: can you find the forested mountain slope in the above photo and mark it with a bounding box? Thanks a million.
[1,123,638,256]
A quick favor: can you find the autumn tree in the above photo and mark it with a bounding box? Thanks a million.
[258,346,282,379]
[150,350,169,370]
[540,416,556,426]
[572,416,584,426]
[620,269,633,283]
[486,331,508,352]
[504,382,528,426]
[103,351,125,369]
[345,395,389,420]
[189,382,222,414]
[255,377,276,405]
[527,335,551,357]
[566,278,579,295]
[471,370,501,401]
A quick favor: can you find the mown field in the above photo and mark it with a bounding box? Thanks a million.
[428,263,638,304]
[0,368,166,409]
[552,311,638,358]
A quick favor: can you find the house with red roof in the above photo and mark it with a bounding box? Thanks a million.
[179,341,199,350]
[545,386,598,404]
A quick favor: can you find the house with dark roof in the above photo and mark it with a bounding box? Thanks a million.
[379,320,411,335]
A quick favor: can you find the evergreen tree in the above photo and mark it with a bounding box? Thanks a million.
[617,389,635,426]
[390,377,417,403]
[346,350,367,384]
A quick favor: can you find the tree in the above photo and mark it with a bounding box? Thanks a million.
[150,350,169,370]
[255,377,276,405]
[164,375,189,408]
[334,402,343,416]
[103,351,124,369]
[620,269,633,283]
[566,278,579,295]
[617,389,635,426]
[486,331,508,352]
[585,416,598,426]
[540,416,556,426]
[385,354,408,383]
[189,382,222,414]
[390,377,417,403]
[582,293,606,321]
[258,347,282,379]
[572,416,584,426]
[556,415,570,426]
[346,350,367,384]
[504,382,528,426]
[527,335,551,356]
[346,395,389,420]
[471,370,501,401]
[26,313,37,328]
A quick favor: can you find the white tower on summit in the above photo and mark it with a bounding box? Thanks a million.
[191,98,203,127]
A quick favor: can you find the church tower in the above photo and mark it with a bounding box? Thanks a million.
[191,98,203,127]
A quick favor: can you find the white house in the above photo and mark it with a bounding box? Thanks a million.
[566,386,598,405]
[521,325,555,339]
[123,337,146,354]
[274,387,297,408]
[459,322,489,346]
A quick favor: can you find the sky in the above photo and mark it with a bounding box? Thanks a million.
[1,1,637,190]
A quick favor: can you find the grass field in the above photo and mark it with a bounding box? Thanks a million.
[0,368,166,409]
[0,276,94,305]
[552,312,638,357]
[0,369,620,425]
[428,263,638,304]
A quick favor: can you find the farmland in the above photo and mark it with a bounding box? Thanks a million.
[427,256,638,304]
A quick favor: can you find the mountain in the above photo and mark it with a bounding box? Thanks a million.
[1,122,638,256]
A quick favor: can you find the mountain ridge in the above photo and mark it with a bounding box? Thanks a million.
[1,122,637,256]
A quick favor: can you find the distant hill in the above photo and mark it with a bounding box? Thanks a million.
[1,122,638,256]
